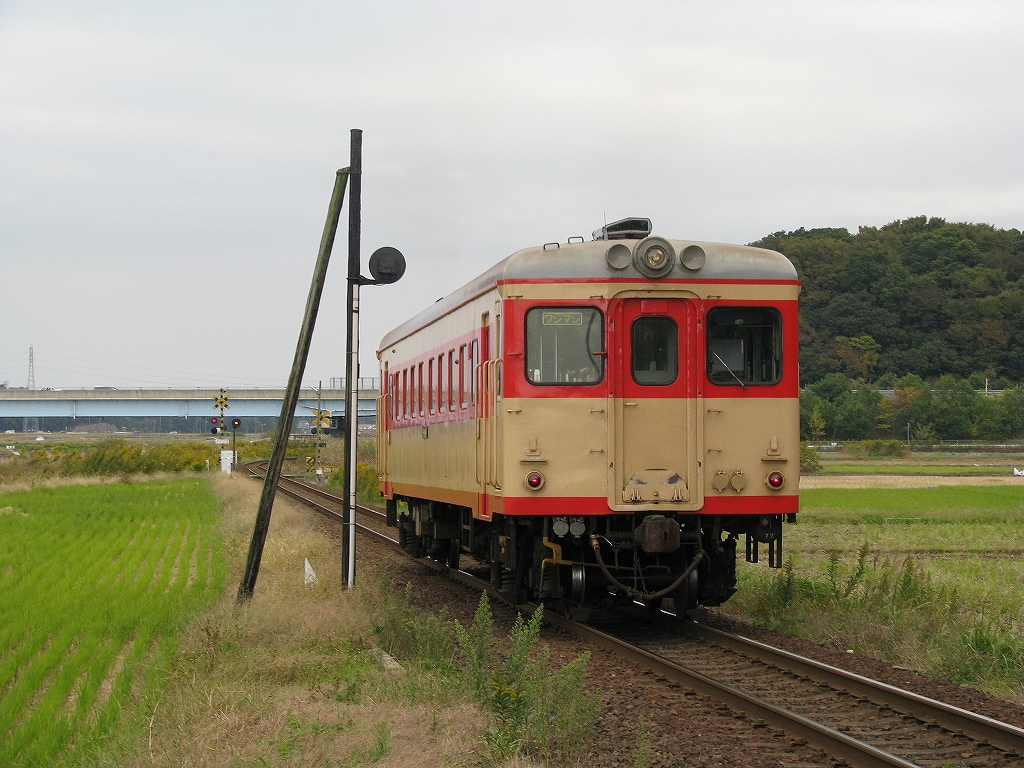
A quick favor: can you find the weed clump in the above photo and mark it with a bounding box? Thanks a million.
[326,461,383,505]
[370,582,455,671]
[844,439,910,458]
[455,593,599,764]
[733,546,1024,699]
[800,442,822,473]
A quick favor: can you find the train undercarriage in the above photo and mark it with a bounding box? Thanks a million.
[387,497,786,618]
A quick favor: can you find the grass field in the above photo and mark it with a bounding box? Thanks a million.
[819,463,1017,476]
[0,479,224,766]
[726,480,1024,701]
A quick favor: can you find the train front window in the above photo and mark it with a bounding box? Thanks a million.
[706,306,782,386]
[525,307,604,385]
[631,316,677,385]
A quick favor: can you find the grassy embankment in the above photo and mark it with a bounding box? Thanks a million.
[726,481,1024,703]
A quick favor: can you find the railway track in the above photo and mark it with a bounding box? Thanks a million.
[242,462,1024,768]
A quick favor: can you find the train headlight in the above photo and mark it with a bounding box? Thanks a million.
[765,471,785,490]
[524,471,545,491]
[633,237,676,278]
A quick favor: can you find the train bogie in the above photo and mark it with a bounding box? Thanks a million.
[377,219,799,615]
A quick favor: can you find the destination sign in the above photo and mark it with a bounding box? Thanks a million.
[541,311,584,326]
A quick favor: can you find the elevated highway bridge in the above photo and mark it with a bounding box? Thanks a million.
[0,386,380,425]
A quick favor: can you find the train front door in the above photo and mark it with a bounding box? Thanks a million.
[610,294,702,510]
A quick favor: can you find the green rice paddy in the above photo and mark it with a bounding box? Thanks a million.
[800,485,1024,522]
[794,485,1024,600]
[0,479,224,766]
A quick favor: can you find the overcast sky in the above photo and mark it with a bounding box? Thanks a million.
[1,1,1021,390]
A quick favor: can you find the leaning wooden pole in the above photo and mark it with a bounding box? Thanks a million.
[237,167,349,603]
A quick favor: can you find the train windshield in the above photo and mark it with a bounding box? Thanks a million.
[525,307,604,385]
[706,306,782,386]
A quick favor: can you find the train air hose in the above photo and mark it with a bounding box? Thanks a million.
[589,534,704,601]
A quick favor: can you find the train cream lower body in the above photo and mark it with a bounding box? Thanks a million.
[381,395,798,613]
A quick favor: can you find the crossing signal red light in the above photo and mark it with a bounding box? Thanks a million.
[211,417,221,435]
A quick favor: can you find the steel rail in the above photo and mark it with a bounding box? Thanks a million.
[546,614,921,768]
[687,622,1024,756]
[237,463,1022,767]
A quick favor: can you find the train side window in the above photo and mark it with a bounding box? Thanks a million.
[631,316,678,386]
[405,366,413,421]
[706,306,782,386]
[388,373,395,421]
[418,362,424,417]
[470,339,478,406]
[402,369,408,420]
[428,358,435,415]
[448,348,456,411]
[438,353,445,413]
[525,307,604,385]
[459,344,468,409]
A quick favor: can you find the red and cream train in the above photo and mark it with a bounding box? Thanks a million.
[376,217,799,615]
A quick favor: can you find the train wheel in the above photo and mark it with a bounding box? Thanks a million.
[644,596,664,613]
[446,539,460,570]
[409,535,424,558]
[671,568,699,624]
[569,563,586,606]
[490,561,503,590]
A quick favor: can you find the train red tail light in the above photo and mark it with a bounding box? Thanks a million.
[524,471,545,491]
[765,471,785,489]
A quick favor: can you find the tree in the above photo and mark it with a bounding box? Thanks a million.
[809,373,852,403]
[809,405,826,441]
[834,396,871,439]
[834,335,881,380]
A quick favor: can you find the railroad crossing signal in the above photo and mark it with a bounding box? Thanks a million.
[212,389,231,440]
[312,409,331,427]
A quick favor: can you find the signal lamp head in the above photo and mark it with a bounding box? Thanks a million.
[765,471,785,490]
[524,471,545,491]
[231,418,241,429]
[211,417,219,424]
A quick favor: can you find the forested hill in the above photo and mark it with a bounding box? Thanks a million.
[751,217,1024,388]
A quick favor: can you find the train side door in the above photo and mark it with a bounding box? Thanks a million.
[610,295,701,510]
[376,363,389,492]
[476,308,502,519]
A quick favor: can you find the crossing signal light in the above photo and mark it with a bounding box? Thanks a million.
[210,417,222,435]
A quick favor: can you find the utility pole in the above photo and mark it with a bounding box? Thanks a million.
[341,129,362,590]
[341,129,406,589]
[237,167,350,603]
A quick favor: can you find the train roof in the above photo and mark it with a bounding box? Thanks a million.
[378,238,797,352]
